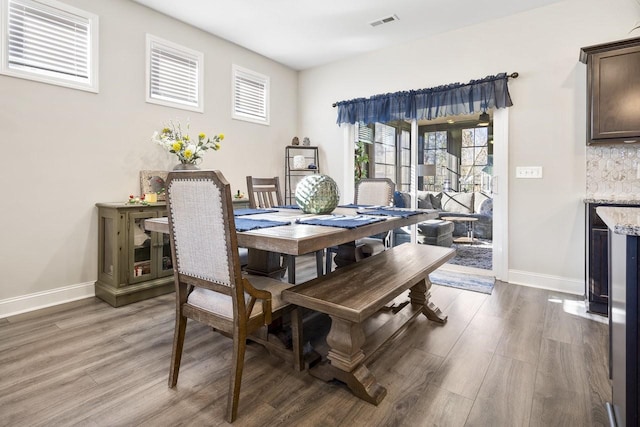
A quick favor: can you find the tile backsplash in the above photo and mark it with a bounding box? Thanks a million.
[586,144,640,200]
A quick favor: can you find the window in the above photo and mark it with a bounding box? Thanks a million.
[420,123,492,192]
[367,122,412,192]
[423,130,453,190]
[0,0,98,92]
[146,34,203,112]
[460,127,490,192]
[232,64,269,125]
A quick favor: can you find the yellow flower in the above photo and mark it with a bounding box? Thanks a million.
[172,141,182,151]
[184,135,190,141]
[214,142,221,150]
[161,127,171,134]
[198,133,206,140]
[218,133,225,140]
[184,149,193,159]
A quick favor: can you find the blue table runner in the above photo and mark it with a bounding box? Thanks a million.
[356,208,423,218]
[295,215,386,229]
[337,203,378,209]
[273,204,301,209]
[233,208,278,216]
[234,218,291,232]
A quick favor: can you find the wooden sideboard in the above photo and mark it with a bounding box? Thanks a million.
[95,202,174,307]
[95,199,250,307]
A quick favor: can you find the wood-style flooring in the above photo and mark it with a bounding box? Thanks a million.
[0,255,610,426]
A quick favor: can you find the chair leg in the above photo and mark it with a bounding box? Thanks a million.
[325,248,333,274]
[168,313,187,388]
[226,330,247,423]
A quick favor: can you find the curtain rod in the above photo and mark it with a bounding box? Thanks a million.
[331,72,519,108]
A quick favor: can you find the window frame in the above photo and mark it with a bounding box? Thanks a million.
[145,33,204,113]
[232,64,270,125]
[0,0,99,92]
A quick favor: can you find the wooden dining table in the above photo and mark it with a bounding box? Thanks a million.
[145,206,451,402]
[144,206,439,283]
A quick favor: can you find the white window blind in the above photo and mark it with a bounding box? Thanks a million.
[232,65,269,125]
[1,0,98,91]
[146,34,203,112]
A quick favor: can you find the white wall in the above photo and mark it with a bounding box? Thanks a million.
[298,0,640,294]
[0,0,297,314]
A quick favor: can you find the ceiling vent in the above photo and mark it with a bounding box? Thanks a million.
[369,14,399,27]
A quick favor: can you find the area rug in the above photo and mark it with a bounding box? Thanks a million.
[429,269,495,294]
[446,239,492,270]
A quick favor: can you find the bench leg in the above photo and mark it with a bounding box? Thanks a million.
[310,316,387,405]
[410,277,448,324]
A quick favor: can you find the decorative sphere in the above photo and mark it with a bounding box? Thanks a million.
[295,174,340,214]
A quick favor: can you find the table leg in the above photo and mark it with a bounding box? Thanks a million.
[315,250,324,277]
[333,241,366,269]
[466,221,475,244]
[309,316,387,405]
[245,249,287,279]
[409,277,448,324]
[287,255,296,284]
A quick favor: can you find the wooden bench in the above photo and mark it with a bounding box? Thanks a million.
[282,243,455,405]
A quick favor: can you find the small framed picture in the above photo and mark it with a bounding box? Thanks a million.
[140,170,168,201]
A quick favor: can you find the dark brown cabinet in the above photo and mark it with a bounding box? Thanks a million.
[585,202,639,315]
[580,37,640,144]
[586,203,610,314]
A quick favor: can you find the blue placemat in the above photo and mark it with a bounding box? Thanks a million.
[235,218,291,232]
[295,215,386,229]
[233,208,278,216]
[274,204,301,209]
[338,203,377,209]
[356,208,423,218]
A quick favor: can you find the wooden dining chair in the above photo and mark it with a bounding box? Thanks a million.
[246,176,283,208]
[165,170,301,423]
[246,176,323,281]
[325,178,396,273]
[245,176,288,277]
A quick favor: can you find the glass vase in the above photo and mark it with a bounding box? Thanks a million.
[173,162,200,171]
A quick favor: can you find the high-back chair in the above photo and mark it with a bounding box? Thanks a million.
[166,170,300,423]
[246,176,288,277]
[246,176,324,282]
[246,176,283,208]
[355,178,395,207]
[325,178,396,273]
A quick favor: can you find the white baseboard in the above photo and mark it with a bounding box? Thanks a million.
[508,269,584,296]
[0,282,95,319]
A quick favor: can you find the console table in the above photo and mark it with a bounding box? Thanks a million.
[441,216,478,244]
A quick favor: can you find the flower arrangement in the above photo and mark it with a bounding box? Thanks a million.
[152,121,224,165]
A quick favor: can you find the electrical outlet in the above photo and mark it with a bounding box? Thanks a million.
[515,166,543,179]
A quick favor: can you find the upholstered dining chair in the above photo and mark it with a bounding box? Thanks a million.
[246,176,323,282]
[325,178,396,273]
[165,170,301,423]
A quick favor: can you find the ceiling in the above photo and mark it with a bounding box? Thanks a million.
[132,0,562,70]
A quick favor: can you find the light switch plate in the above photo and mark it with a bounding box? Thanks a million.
[515,166,543,179]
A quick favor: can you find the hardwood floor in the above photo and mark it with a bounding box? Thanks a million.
[0,255,610,426]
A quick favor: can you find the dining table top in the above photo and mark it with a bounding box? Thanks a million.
[144,206,437,256]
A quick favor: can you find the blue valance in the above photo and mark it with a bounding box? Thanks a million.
[335,72,514,125]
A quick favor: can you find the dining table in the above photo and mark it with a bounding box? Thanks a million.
[145,204,451,402]
[144,205,439,284]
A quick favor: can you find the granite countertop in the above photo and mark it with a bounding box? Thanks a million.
[596,206,640,236]
[584,198,640,205]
